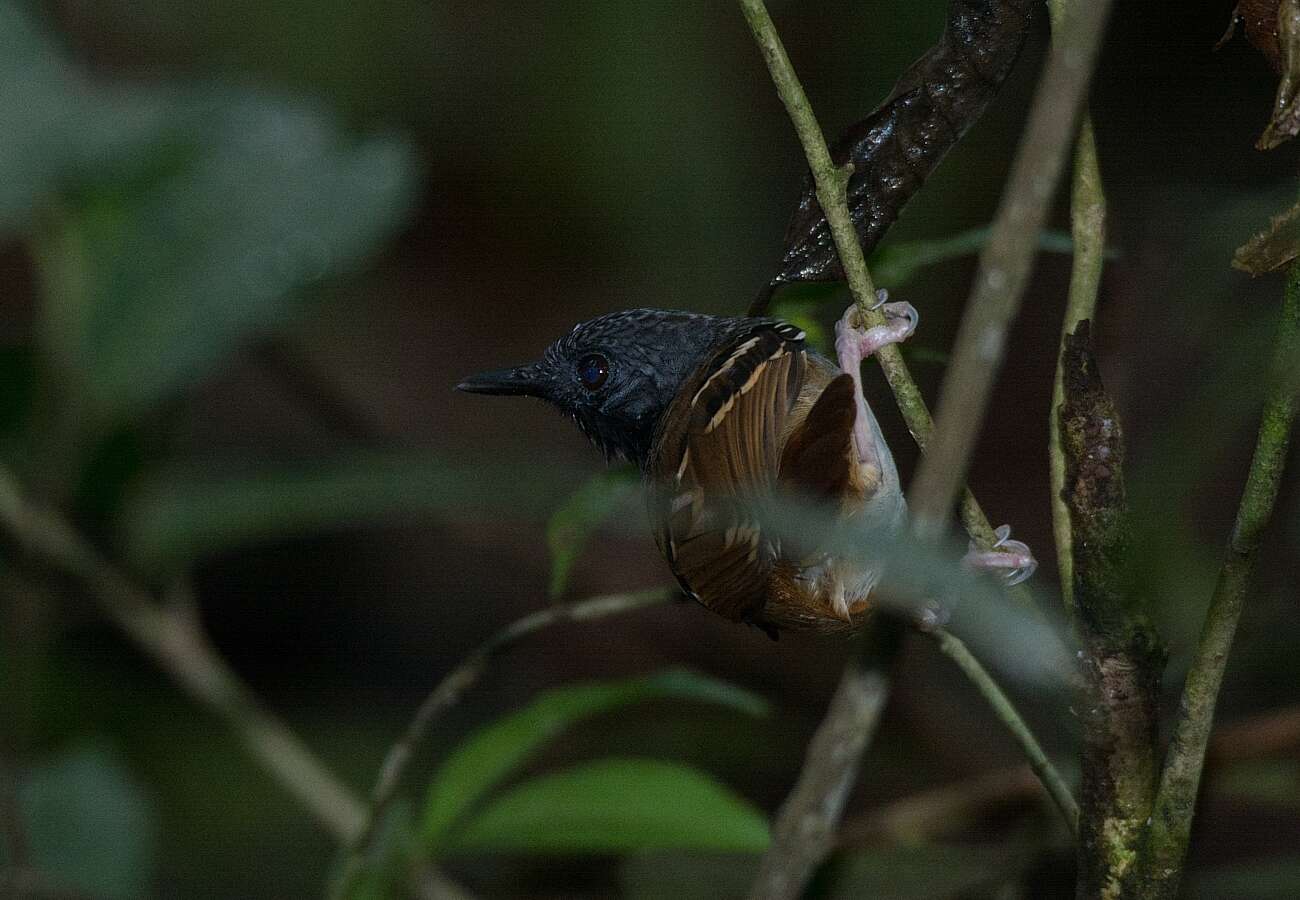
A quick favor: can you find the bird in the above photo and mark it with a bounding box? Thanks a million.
[458,297,1034,636]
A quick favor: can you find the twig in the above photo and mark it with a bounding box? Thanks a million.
[747,655,891,900]
[0,465,366,844]
[736,2,1076,895]
[1139,257,1300,898]
[908,0,1114,530]
[928,627,1080,834]
[336,587,675,889]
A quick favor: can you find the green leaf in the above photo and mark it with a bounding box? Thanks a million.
[0,3,172,228]
[546,466,639,598]
[420,669,768,850]
[115,452,568,574]
[444,758,770,854]
[19,745,158,900]
[43,88,417,423]
[2,3,419,424]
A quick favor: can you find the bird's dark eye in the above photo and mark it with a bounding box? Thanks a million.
[576,353,609,390]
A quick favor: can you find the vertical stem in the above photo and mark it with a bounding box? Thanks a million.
[908,0,1114,530]
[735,0,877,315]
[747,655,892,900]
[1048,117,1107,624]
[1059,324,1163,899]
[737,0,1031,583]
[1139,260,1300,897]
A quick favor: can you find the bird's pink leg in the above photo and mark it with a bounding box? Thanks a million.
[835,293,1037,587]
[834,290,918,470]
[963,524,1038,586]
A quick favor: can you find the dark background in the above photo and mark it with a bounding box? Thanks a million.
[2,0,1298,896]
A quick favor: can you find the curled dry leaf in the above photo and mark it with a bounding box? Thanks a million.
[1225,0,1300,148]
[1258,0,1300,148]
[1225,0,1285,73]
[753,0,1036,314]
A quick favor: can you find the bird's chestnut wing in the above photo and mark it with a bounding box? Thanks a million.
[647,322,808,623]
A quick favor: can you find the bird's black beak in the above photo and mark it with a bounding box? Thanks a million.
[456,364,546,397]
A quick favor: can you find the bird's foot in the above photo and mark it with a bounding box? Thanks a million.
[835,292,919,468]
[962,524,1037,586]
[834,290,919,367]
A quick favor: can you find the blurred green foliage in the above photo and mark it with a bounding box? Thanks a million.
[346,670,770,896]
[11,745,157,899]
[546,466,640,598]
[444,757,770,854]
[420,669,768,851]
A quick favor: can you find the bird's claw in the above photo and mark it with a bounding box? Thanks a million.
[963,524,1037,586]
[835,296,919,362]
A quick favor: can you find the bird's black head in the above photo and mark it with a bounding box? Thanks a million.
[458,308,747,466]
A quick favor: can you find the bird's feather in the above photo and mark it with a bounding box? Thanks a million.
[647,321,810,623]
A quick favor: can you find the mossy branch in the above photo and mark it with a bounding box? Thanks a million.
[1059,323,1165,898]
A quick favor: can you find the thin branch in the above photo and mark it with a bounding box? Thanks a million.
[1139,257,1300,898]
[746,630,896,900]
[336,587,675,889]
[0,465,366,844]
[909,0,1114,529]
[736,0,877,313]
[927,627,1080,834]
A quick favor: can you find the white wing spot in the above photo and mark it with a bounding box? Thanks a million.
[737,359,771,397]
[705,394,739,432]
[691,337,761,406]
